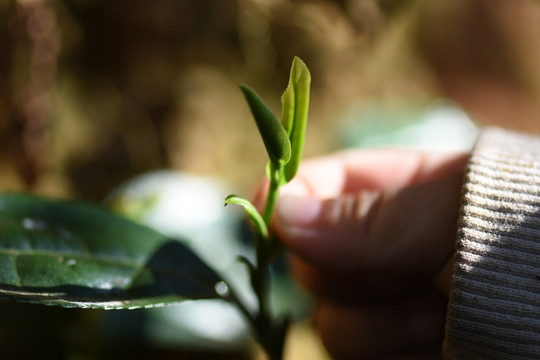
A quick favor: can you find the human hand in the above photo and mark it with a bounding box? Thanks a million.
[259,149,468,359]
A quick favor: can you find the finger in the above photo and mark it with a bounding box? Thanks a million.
[252,150,467,207]
[275,172,463,274]
[314,294,446,360]
[279,149,468,199]
[289,255,417,302]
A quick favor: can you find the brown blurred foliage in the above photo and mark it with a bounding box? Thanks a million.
[1,0,540,200]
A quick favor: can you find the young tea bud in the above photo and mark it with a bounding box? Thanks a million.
[240,85,291,169]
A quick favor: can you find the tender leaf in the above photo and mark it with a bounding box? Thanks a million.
[282,57,311,183]
[0,193,225,309]
[240,85,291,168]
[281,80,294,137]
[224,195,268,239]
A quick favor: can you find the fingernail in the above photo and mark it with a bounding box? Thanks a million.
[277,195,321,227]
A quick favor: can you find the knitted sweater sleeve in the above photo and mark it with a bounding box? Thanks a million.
[444,128,540,359]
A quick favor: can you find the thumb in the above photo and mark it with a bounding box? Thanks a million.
[273,172,463,275]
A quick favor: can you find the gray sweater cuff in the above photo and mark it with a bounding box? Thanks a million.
[444,128,540,359]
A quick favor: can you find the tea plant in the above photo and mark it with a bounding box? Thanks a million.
[0,57,310,360]
[225,56,311,359]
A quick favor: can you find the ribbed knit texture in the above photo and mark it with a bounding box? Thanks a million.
[444,128,540,359]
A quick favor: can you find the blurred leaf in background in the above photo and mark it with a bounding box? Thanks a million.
[105,170,313,356]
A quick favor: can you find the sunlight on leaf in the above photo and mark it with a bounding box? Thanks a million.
[282,56,311,183]
[0,193,225,309]
[224,194,269,239]
[240,85,291,169]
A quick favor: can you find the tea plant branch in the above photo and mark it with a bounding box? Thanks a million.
[0,57,308,360]
[225,56,310,360]
[262,165,282,225]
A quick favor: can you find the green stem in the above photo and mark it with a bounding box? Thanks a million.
[263,168,282,226]
[258,167,282,319]
[225,269,284,359]
[252,168,285,360]
[223,168,286,358]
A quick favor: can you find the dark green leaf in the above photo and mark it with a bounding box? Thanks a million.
[240,85,291,168]
[282,57,311,183]
[0,193,225,309]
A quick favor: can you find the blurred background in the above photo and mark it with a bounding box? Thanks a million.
[1,0,540,358]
